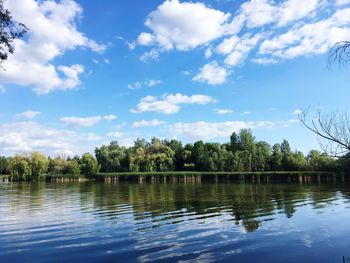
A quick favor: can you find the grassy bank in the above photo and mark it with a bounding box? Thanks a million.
[1,171,344,183]
[93,171,342,183]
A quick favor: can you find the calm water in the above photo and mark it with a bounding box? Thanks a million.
[1,181,350,262]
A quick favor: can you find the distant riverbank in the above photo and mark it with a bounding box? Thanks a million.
[1,171,344,183]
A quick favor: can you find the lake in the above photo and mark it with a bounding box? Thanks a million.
[1,180,350,262]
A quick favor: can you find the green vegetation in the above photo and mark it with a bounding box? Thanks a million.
[0,129,348,181]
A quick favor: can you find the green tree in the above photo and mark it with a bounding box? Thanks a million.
[64,159,80,175]
[289,151,308,171]
[192,141,208,171]
[95,141,128,172]
[254,141,271,171]
[29,152,48,180]
[0,156,8,174]
[80,153,99,176]
[230,132,240,152]
[0,0,27,65]
[281,140,293,170]
[7,155,31,181]
[307,150,336,171]
[48,157,66,174]
[238,129,256,171]
[271,144,282,171]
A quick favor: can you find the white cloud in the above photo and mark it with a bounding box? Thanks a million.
[145,79,162,87]
[16,110,41,120]
[106,131,124,138]
[133,119,166,127]
[0,0,106,94]
[214,109,233,114]
[138,0,230,51]
[238,0,320,28]
[140,49,160,62]
[106,131,135,147]
[128,80,162,90]
[216,34,263,66]
[205,47,213,59]
[128,82,142,90]
[103,115,118,121]
[0,85,5,93]
[168,120,298,141]
[60,116,102,127]
[242,111,251,115]
[61,114,117,127]
[259,8,350,60]
[137,32,155,46]
[131,0,350,72]
[0,122,103,156]
[134,0,342,68]
[293,109,303,115]
[193,61,229,85]
[337,0,350,5]
[131,93,216,114]
[251,57,279,64]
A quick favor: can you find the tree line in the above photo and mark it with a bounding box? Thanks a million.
[1,129,348,181]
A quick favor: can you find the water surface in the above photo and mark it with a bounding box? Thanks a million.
[1,181,350,262]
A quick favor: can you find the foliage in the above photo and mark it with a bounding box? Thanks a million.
[63,159,80,175]
[0,129,344,181]
[29,152,48,180]
[80,153,99,176]
[0,156,8,174]
[7,155,31,181]
[0,0,27,65]
[95,141,128,172]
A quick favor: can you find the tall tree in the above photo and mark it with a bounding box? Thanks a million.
[80,153,99,176]
[271,144,282,171]
[0,0,27,66]
[29,152,48,180]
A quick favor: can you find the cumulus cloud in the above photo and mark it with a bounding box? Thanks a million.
[193,61,229,85]
[137,32,155,46]
[167,120,298,141]
[60,116,102,127]
[103,115,118,121]
[337,0,350,5]
[293,109,303,115]
[61,115,117,127]
[131,93,216,114]
[138,0,229,51]
[128,79,162,90]
[214,109,233,114]
[0,0,106,94]
[135,0,345,70]
[106,131,124,138]
[133,119,166,127]
[106,131,135,147]
[0,122,103,156]
[216,34,263,66]
[16,110,41,120]
[140,49,160,62]
[258,8,350,60]
[238,0,320,28]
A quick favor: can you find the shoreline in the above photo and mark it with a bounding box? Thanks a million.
[1,171,344,183]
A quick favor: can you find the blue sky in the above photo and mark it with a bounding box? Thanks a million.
[0,0,350,156]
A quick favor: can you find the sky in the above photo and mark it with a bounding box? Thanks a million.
[1,0,350,156]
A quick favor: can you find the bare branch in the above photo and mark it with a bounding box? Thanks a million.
[299,109,350,157]
[328,41,350,68]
